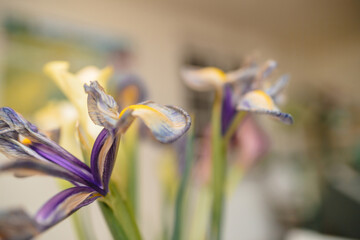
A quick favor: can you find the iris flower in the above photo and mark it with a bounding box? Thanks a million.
[181,60,293,240]
[182,60,293,138]
[0,81,191,239]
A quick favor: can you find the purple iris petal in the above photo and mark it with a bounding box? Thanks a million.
[90,128,108,186]
[32,136,92,172]
[35,186,99,231]
[90,128,119,193]
[0,160,90,186]
[30,144,105,195]
[31,144,91,180]
[221,85,237,135]
[1,107,92,174]
[101,136,119,193]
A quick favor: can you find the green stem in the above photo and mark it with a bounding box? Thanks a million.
[101,181,142,240]
[188,187,212,240]
[171,127,194,240]
[127,131,138,217]
[210,91,226,240]
[98,201,128,240]
[121,123,139,217]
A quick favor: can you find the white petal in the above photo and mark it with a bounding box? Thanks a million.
[181,67,226,91]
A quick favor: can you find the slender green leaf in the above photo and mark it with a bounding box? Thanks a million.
[103,181,142,240]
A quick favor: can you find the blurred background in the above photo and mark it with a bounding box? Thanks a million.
[0,0,359,239]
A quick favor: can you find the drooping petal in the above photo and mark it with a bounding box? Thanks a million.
[236,90,293,124]
[84,81,191,143]
[0,138,41,160]
[0,107,37,136]
[0,160,90,186]
[120,101,192,143]
[35,187,100,231]
[0,209,39,240]
[84,81,191,188]
[90,129,119,192]
[0,107,95,184]
[0,137,95,186]
[84,81,119,130]
[0,107,91,168]
[181,67,226,91]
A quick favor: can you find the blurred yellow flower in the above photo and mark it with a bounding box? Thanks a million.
[44,61,113,143]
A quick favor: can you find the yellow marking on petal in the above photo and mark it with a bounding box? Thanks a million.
[118,104,166,122]
[252,90,274,108]
[21,138,32,145]
[90,193,104,198]
[200,67,227,82]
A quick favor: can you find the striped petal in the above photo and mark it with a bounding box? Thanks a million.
[90,129,119,192]
[119,101,191,143]
[236,90,293,124]
[35,187,100,231]
[29,143,99,190]
[84,81,191,143]
[0,107,94,184]
[0,209,39,240]
[0,107,37,136]
[0,137,42,160]
[0,160,89,186]
[181,67,226,91]
[0,108,53,161]
[84,81,119,130]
